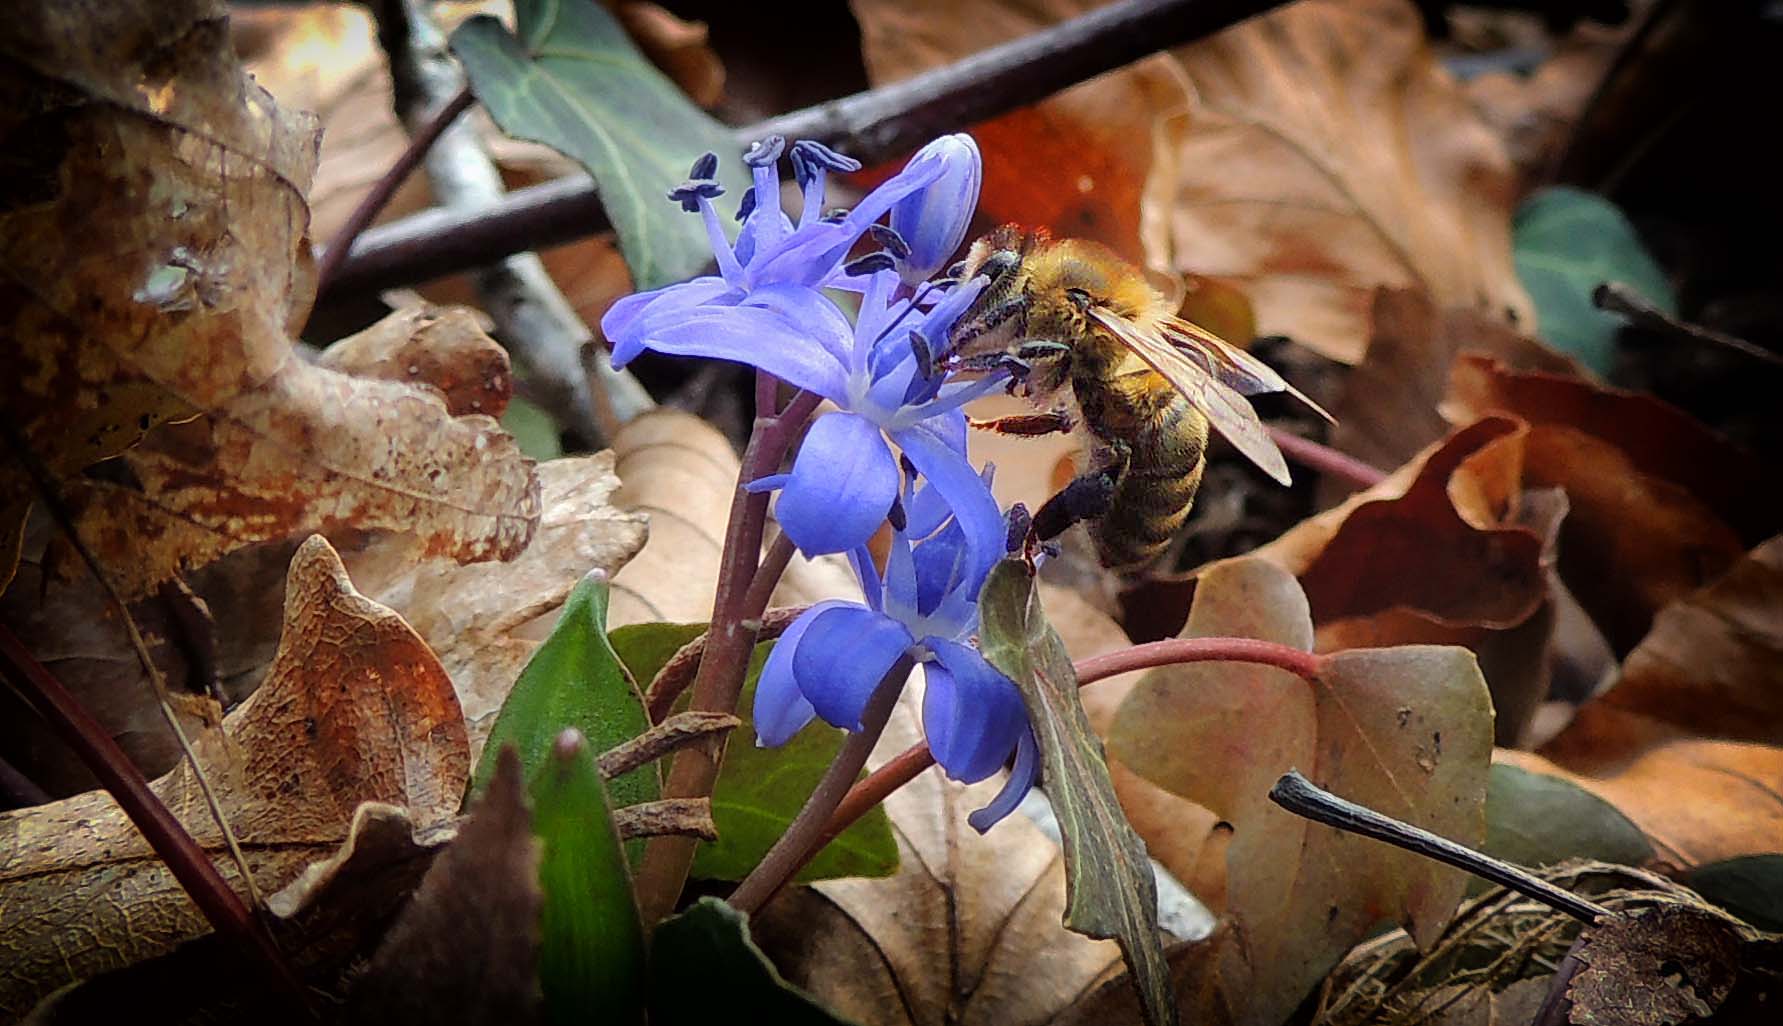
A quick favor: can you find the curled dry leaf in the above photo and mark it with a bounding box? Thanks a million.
[0,0,316,588]
[317,303,514,419]
[1156,0,1533,364]
[1108,559,1494,1026]
[753,679,1125,1026]
[605,409,858,628]
[1445,354,1781,656]
[0,535,468,1016]
[1501,535,1783,868]
[615,1,726,109]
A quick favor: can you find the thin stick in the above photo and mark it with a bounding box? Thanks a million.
[1267,426,1388,491]
[320,0,1290,297]
[817,634,1325,872]
[313,85,474,294]
[1594,281,1783,370]
[645,604,808,724]
[728,656,914,913]
[1,415,263,908]
[1268,770,1611,924]
[0,627,308,1005]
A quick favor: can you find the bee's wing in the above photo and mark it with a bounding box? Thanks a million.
[1156,315,1335,424]
[1088,307,1293,485]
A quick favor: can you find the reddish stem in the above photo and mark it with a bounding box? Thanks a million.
[815,635,1322,855]
[0,625,309,1007]
[1267,425,1388,491]
[314,85,474,294]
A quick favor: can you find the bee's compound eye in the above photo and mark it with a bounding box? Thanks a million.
[1065,288,1091,309]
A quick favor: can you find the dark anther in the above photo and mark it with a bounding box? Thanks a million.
[735,186,757,222]
[843,252,897,277]
[1005,503,1034,555]
[909,330,934,379]
[819,207,851,224]
[791,140,862,175]
[946,259,968,278]
[742,135,785,167]
[868,224,911,261]
[667,179,725,212]
[886,494,908,532]
[688,152,719,181]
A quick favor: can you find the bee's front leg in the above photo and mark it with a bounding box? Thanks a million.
[968,411,1073,436]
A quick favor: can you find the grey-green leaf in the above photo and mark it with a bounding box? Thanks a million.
[977,558,1175,1026]
[1484,763,1653,873]
[470,573,657,835]
[649,898,858,1026]
[450,0,745,289]
[1514,187,1676,374]
[531,731,647,1025]
[1685,855,1783,932]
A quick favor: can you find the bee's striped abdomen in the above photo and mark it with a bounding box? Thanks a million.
[1089,386,1208,572]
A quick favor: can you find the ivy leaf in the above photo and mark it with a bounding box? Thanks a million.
[649,898,857,1025]
[450,0,746,289]
[606,622,898,883]
[1484,763,1653,873]
[530,731,647,1026]
[470,573,656,844]
[976,558,1174,1026]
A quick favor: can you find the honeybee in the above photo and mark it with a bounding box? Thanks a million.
[939,226,1329,572]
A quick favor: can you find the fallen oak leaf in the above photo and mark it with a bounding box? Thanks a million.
[0,534,468,1016]
[316,303,514,419]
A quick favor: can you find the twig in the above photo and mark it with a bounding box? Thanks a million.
[314,85,473,294]
[1267,770,1612,924]
[373,0,646,448]
[817,634,1324,873]
[321,0,1290,297]
[645,604,808,724]
[613,797,717,841]
[632,383,823,924]
[0,626,309,1008]
[1593,281,1783,370]
[1,414,263,909]
[727,656,914,913]
[1267,425,1389,491]
[598,710,739,779]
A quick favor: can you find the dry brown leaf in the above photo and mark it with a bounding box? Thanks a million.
[605,409,858,627]
[1445,355,1780,655]
[1331,287,1584,478]
[1157,0,1534,363]
[1463,21,1629,187]
[0,0,318,588]
[753,680,1124,1026]
[851,0,1190,266]
[614,1,726,109]
[1109,559,1493,1026]
[317,303,514,419]
[0,535,468,1016]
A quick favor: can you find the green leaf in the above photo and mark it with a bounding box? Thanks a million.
[1484,763,1653,872]
[450,0,746,290]
[607,620,898,883]
[530,731,647,1026]
[977,558,1175,1026]
[649,898,858,1025]
[1514,187,1676,374]
[470,573,656,829]
[500,394,562,461]
[1684,856,1783,932]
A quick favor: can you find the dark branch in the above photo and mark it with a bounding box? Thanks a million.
[320,0,1287,298]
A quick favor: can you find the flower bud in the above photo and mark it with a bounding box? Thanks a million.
[889,134,981,285]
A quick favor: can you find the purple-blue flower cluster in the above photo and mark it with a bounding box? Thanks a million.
[601,134,1038,830]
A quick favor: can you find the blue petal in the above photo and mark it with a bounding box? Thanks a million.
[847,544,883,613]
[912,520,969,617]
[892,423,1004,584]
[890,134,981,285]
[742,284,856,368]
[794,606,914,731]
[775,413,899,556]
[882,524,917,624]
[602,276,734,367]
[923,638,1026,783]
[968,726,1040,833]
[616,306,849,400]
[754,600,852,747]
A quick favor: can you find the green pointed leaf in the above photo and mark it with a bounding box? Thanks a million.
[649,898,857,1026]
[471,573,656,824]
[607,621,898,883]
[1484,763,1653,872]
[450,0,745,290]
[530,731,647,1025]
[1514,187,1676,374]
[977,558,1175,1026]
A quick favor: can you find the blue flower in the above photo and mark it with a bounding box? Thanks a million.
[754,475,1040,833]
[602,135,1006,563]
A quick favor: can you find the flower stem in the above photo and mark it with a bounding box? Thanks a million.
[727,656,914,914]
[814,635,1324,862]
[632,382,820,924]
[1266,425,1387,491]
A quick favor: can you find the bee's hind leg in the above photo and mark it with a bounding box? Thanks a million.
[1031,443,1129,544]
